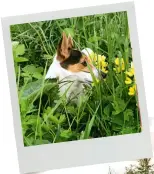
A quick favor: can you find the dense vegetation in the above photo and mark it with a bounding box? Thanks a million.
[10,11,141,146]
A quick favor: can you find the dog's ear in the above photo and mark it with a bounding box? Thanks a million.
[57,32,73,62]
[68,34,73,49]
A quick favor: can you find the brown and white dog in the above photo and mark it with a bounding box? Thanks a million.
[45,32,106,101]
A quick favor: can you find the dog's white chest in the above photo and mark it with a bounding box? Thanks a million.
[45,55,87,100]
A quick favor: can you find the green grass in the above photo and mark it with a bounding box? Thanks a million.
[10,11,141,146]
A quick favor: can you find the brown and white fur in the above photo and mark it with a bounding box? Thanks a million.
[45,32,106,101]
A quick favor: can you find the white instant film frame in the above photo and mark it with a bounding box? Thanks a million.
[1,1,153,174]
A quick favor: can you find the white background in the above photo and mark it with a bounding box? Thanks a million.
[1,0,154,174]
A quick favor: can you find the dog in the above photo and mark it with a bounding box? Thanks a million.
[45,32,106,101]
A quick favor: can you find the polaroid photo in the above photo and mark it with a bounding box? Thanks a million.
[1,1,153,174]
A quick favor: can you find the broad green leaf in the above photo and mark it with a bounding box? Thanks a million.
[124,109,134,122]
[12,41,19,49]
[19,79,43,100]
[112,97,126,115]
[19,79,55,101]
[15,44,25,56]
[14,57,29,63]
[111,113,124,126]
[21,72,30,77]
[24,76,32,84]
[104,104,112,116]
[32,72,43,79]
[37,67,44,73]
[22,65,43,77]
[22,65,37,73]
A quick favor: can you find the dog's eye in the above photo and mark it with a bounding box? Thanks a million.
[81,61,87,66]
[68,47,71,51]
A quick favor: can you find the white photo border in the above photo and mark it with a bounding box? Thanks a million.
[1,1,153,174]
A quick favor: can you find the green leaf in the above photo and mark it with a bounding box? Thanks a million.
[59,115,66,124]
[37,67,44,73]
[124,109,134,122]
[15,44,25,56]
[43,54,53,60]
[112,123,122,131]
[49,115,59,125]
[60,130,72,139]
[32,72,43,79]
[64,28,74,37]
[20,99,29,115]
[104,104,112,116]
[22,65,37,73]
[22,65,43,78]
[112,97,126,115]
[117,51,122,58]
[121,127,134,134]
[42,124,50,132]
[77,18,83,29]
[88,36,101,43]
[24,76,32,84]
[14,57,29,63]
[12,41,19,49]
[24,137,34,146]
[111,113,124,126]
[19,79,55,102]
[83,103,100,139]
[34,139,50,145]
[58,20,67,26]
[19,79,43,100]
[115,86,123,97]
[67,106,75,114]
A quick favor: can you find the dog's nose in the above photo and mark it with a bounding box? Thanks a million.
[101,71,107,79]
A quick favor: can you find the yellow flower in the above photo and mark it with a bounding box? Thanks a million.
[102,67,108,74]
[122,64,125,71]
[125,69,134,77]
[94,54,106,62]
[92,54,108,75]
[125,77,132,85]
[114,58,125,73]
[101,61,108,67]
[93,54,100,62]
[125,62,135,77]
[115,58,124,66]
[101,55,106,61]
[128,84,136,96]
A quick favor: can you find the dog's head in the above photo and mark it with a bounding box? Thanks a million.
[56,32,106,80]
